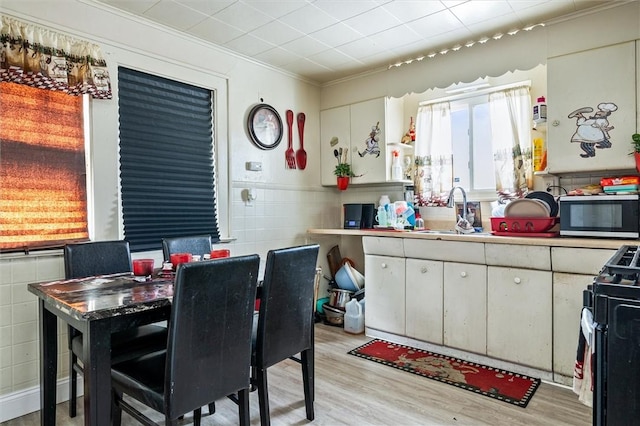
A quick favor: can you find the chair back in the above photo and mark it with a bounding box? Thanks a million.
[255,244,320,369]
[165,255,260,419]
[64,240,132,279]
[162,234,213,261]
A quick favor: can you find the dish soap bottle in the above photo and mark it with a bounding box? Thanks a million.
[414,211,425,230]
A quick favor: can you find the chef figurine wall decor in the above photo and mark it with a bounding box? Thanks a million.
[358,121,381,158]
[568,102,618,158]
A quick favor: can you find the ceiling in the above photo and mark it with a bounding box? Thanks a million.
[94,0,610,83]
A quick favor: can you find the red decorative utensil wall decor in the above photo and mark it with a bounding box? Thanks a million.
[296,112,307,170]
[285,109,295,169]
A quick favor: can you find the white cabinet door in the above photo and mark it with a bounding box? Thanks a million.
[487,266,552,371]
[547,42,636,173]
[364,254,406,334]
[406,258,443,344]
[320,105,350,186]
[443,262,487,354]
[350,98,388,184]
[320,97,405,185]
[553,272,594,382]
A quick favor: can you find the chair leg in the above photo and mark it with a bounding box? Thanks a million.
[69,352,77,418]
[208,402,216,414]
[238,388,250,426]
[256,368,271,426]
[111,388,123,426]
[301,348,315,421]
[193,407,202,426]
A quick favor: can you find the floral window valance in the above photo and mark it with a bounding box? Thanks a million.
[0,14,111,99]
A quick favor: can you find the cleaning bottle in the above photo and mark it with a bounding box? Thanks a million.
[533,96,547,123]
[533,137,547,172]
[344,298,364,334]
[391,150,403,181]
[414,211,425,230]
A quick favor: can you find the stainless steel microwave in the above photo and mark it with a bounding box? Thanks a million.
[559,194,640,238]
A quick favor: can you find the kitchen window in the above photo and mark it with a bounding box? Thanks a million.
[415,83,532,204]
[0,82,89,251]
[118,67,220,252]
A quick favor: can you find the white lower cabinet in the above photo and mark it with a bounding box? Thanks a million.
[552,272,594,382]
[487,266,552,371]
[405,258,443,344]
[551,247,616,383]
[364,254,406,335]
[443,262,487,354]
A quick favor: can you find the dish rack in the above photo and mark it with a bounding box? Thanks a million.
[490,217,559,237]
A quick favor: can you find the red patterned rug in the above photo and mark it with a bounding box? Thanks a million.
[348,339,540,408]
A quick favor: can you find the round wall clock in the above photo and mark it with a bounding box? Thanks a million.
[247,103,283,150]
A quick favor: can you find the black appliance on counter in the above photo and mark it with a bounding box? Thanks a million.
[343,203,374,229]
[584,245,640,425]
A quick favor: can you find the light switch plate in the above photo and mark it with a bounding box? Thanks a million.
[246,161,262,171]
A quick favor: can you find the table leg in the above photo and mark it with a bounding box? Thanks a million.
[38,302,57,426]
[82,320,111,426]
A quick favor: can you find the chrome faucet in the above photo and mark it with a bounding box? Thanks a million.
[446,186,468,232]
[447,186,467,217]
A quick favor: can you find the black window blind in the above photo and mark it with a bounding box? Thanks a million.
[118,67,219,252]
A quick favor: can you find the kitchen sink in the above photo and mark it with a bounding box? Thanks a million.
[413,229,458,234]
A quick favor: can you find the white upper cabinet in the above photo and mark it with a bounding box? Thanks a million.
[547,41,636,173]
[320,97,407,185]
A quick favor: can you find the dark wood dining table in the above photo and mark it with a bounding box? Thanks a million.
[28,272,174,426]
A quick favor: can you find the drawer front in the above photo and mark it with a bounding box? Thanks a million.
[485,243,550,270]
[404,239,484,264]
[551,247,616,275]
[363,236,404,257]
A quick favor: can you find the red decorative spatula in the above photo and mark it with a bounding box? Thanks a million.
[296,112,307,170]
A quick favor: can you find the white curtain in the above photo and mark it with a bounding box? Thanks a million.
[489,86,532,195]
[414,101,452,206]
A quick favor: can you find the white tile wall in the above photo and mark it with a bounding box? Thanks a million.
[0,251,66,396]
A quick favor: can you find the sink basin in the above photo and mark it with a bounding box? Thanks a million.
[414,229,458,235]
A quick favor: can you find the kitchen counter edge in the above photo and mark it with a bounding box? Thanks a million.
[306,228,637,249]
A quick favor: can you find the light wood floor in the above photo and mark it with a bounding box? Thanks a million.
[3,323,591,425]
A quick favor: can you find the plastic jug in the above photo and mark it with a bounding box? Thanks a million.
[344,299,364,334]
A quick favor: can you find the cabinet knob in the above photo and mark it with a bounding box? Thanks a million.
[514,277,521,284]
[460,271,467,278]
[381,263,387,269]
[421,267,428,274]
[552,120,560,127]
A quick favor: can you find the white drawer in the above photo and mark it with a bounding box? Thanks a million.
[551,247,616,275]
[363,236,405,257]
[485,243,550,270]
[404,239,485,264]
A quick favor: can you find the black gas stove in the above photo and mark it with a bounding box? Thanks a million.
[585,245,640,426]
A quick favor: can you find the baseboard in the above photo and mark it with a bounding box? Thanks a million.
[0,377,83,422]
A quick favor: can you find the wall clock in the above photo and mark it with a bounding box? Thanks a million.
[247,103,283,150]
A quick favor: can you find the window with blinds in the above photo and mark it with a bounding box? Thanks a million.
[0,82,88,252]
[118,67,219,253]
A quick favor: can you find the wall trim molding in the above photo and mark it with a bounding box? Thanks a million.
[0,377,83,422]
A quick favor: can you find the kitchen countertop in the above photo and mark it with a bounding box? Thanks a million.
[307,228,638,249]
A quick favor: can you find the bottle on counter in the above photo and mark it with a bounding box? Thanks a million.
[414,212,425,230]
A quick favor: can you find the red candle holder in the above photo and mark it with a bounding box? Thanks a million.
[133,259,155,276]
[170,253,192,270]
[210,249,230,259]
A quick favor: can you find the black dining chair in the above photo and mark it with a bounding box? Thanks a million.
[64,240,168,418]
[251,244,320,426]
[111,254,260,426]
[161,234,215,261]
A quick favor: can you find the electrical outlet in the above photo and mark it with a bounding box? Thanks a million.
[542,176,560,193]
